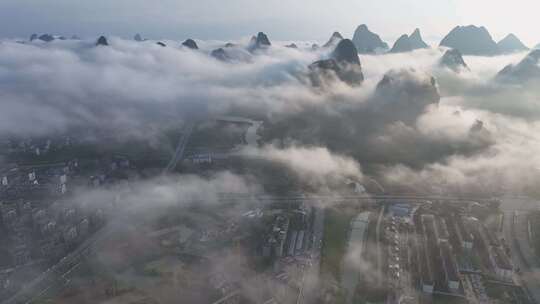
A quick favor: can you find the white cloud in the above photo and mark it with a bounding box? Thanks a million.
[2,37,540,196]
[242,145,363,186]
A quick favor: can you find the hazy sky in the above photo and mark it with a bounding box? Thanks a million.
[0,0,538,46]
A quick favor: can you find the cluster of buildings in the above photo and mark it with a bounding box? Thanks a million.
[207,203,319,304]
[469,216,513,282]
[260,205,319,303]
[88,155,133,188]
[187,152,229,165]
[261,208,309,259]
[0,198,104,265]
[0,180,105,300]
[2,136,74,159]
[0,155,109,298]
[0,161,77,200]
[384,200,516,303]
[413,213,461,295]
[0,161,82,264]
[0,137,138,301]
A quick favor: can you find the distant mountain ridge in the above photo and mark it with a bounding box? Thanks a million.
[96,36,109,46]
[410,29,429,49]
[352,24,388,54]
[497,34,528,54]
[249,32,271,52]
[332,39,361,65]
[309,39,364,86]
[440,25,499,55]
[496,49,540,82]
[29,33,69,42]
[390,28,429,53]
[323,32,343,48]
[182,39,199,50]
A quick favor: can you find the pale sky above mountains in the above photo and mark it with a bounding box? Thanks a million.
[0,0,538,45]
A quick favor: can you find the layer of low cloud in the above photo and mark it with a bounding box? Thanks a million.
[242,144,364,187]
[1,37,540,195]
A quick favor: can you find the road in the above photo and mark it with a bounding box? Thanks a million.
[341,212,370,304]
[163,122,194,173]
[375,207,385,288]
[215,193,500,204]
[501,198,540,304]
[297,205,325,304]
